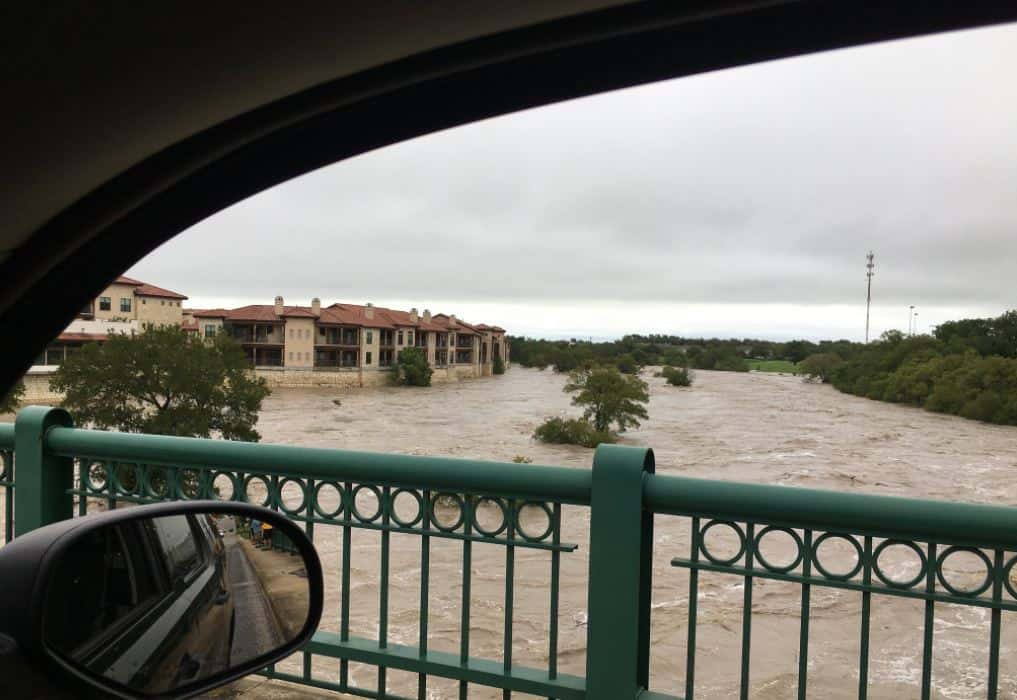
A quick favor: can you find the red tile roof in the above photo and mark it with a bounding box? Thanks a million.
[134,282,187,300]
[57,332,112,342]
[188,301,504,333]
[182,320,199,332]
[112,275,187,299]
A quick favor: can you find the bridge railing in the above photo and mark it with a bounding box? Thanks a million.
[2,405,1017,700]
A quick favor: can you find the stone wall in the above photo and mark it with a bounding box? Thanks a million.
[16,364,486,408]
[22,371,61,404]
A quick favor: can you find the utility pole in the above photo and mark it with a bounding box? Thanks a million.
[865,251,875,343]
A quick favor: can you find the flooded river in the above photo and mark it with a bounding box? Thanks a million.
[258,368,1017,698]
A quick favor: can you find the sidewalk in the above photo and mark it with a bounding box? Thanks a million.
[203,677,352,699]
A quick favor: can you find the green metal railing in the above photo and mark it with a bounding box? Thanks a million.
[2,405,1017,699]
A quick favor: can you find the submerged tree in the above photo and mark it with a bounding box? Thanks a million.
[51,326,270,440]
[392,347,433,386]
[563,366,650,433]
[492,354,506,375]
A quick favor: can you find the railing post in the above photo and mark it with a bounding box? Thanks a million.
[585,444,655,699]
[14,406,74,536]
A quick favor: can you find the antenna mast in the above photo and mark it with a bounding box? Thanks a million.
[865,251,875,343]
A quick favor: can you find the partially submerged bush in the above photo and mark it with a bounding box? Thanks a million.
[662,365,692,387]
[534,417,615,448]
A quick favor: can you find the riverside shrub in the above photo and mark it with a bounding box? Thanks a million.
[391,347,433,386]
[533,417,615,448]
[662,366,692,387]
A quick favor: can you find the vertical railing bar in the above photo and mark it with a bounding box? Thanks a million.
[107,460,117,510]
[987,549,1004,700]
[419,489,432,700]
[4,451,13,541]
[547,502,561,700]
[78,458,88,517]
[379,486,391,698]
[460,494,473,700]
[503,498,515,700]
[686,516,701,700]
[739,522,755,700]
[921,542,937,700]
[304,477,315,682]
[797,529,812,700]
[859,536,872,700]
[340,481,353,690]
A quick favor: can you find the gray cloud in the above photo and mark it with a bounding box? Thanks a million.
[130,22,1017,330]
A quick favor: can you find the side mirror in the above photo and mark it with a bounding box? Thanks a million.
[0,502,323,699]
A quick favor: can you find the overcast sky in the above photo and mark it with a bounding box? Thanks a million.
[129,22,1017,341]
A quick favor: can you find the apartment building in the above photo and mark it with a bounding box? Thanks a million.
[35,276,188,366]
[183,296,509,377]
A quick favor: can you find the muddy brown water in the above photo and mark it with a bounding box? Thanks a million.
[6,368,1017,698]
[244,368,1017,699]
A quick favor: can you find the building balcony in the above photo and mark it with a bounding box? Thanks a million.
[3,409,1016,700]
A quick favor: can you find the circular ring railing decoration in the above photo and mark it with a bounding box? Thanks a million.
[211,471,238,502]
[1004,554,1017,601]
[143,465,170,499]
[811,532,864,581]
[430,493,466,532]
[935,546,993,597]
[352,484,384,523]
[177,468,202,499]
[515,501,554,542]
[243,475,271,507]
[390,488,424,528]
[471,496,509,537]
[278,477,308,516]
[84,461,108,493]
[872,539,928,589]
[753,525,804,573]
[312,481,344,519]
[110,463,139,497]
[699,520,747,566]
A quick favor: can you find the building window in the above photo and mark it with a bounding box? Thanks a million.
[398,331,403,345]
[161,300,165,306]
[120,297,132,312]
[366,331,373,344]
[204,324,216,338]
[289,352,293,361]
[99,296,111,311]
[142,299,146,304]
[366,351,372,365]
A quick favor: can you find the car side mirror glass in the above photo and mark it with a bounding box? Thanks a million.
[34,506,320,698]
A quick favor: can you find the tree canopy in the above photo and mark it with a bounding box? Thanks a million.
[563,366,650,433]
[0,381,24,414]
[391,347,433,386]
[51,326,270,440]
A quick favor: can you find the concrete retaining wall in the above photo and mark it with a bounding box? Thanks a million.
[16,364,487,406]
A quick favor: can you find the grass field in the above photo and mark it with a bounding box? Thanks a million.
[746,359,799,373]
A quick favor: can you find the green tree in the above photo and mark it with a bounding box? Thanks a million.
[0,380,25,414]
[492,354,506,375]
[50,326,269,440]
[798,353,844,383]
[563,367,650,432]
[662,366,692,387]
[533,416,615,448]
[392,347,433,386]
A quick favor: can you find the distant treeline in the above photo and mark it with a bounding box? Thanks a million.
[831,311,1017,425]
[508,334,863,374]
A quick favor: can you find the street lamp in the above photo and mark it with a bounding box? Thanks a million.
[913,310,919,337]
[908,305,914,336]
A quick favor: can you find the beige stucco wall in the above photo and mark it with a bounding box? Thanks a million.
[136,295,184,326]
[195,317,225,338]
[284,318,316,367]
[361,327,380,369]
[92,283,138,320]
